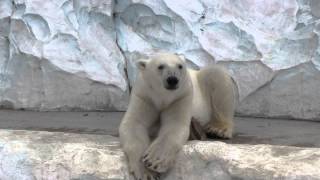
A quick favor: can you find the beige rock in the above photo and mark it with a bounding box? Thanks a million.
[0,129,319,180]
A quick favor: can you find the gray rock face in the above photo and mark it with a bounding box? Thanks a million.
[1,0,320,119]
[238,62,320,120]
[0,0,128,111]
[0,129,320,180]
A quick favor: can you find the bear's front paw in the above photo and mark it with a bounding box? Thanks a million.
[205,120,233,139]
[128,162,159,180]
[143,169,160,180]
[128,160,144,180]
[142,143,176,173]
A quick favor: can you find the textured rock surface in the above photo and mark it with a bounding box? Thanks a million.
[0,130,129,180]
[0,129,320,180]
[114,0,320,120]
[1,0,320,119]
[168,141,320,180]
[0,0,128,111]
[238,62,320,120]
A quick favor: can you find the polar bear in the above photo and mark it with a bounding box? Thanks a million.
[119,52,235,180]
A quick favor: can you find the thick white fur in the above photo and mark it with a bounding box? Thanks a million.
[119,52,235,180]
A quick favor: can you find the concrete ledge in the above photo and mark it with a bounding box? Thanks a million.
[0,129,320,180]
[1,110,320,148]
[0,110,123,135]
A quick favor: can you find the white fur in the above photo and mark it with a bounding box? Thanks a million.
[119,52,235,180]
[189,69,211,126]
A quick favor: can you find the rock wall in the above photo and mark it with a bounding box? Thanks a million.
[0,0,129,111]
[1,0,320,120]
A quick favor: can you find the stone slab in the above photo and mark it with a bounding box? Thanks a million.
[0,129,320,180]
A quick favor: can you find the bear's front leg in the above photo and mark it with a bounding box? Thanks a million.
[119,95,159,180]
[142,95,192,173]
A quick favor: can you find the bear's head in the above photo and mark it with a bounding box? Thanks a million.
[136,52,188,91]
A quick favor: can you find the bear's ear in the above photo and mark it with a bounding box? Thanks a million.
[136,59,148,70]
[177,54,186,62]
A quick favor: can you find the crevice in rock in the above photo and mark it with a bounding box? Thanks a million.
[114,1,131,94]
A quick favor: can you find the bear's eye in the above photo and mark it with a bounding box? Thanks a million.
[158,65,164,70]
[178,64,183,69]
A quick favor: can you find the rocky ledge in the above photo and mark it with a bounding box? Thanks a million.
[0,129,319,180]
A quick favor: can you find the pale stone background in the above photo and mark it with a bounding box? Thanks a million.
[1,0,320,120]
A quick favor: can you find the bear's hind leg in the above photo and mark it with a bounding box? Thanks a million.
[205,112,234,139]
[199,66,235,139]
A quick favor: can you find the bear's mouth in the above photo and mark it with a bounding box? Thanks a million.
[165,85,179,90]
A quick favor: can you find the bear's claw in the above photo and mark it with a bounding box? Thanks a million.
[144,169,160,180]
[205,125,232,139]
[142,143,175,173]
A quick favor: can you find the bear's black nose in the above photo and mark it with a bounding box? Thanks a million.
[167,76,179,86]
